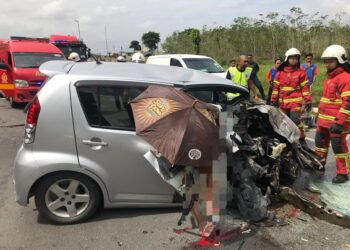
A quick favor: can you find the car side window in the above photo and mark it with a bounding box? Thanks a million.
[170,58,183,67]
[77,86,145,130]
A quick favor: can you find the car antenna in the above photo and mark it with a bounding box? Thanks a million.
[90,54,102,65]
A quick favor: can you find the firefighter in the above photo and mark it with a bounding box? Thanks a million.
[270,48,312,147]
[68,52,80,62]
[315,45,350,183]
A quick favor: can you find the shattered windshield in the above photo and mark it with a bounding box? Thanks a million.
[13,52,64,68]
[183,58,225,73]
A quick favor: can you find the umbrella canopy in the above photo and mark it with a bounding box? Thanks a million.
[130,85,220,167]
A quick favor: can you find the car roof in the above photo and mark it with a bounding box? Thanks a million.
[40,61,248,93]
[148,54,211,60]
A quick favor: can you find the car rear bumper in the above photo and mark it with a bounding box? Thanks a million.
[13,145,41,206]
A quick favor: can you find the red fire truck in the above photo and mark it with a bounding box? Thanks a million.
[49,35,90,61]
[0,37,64,107]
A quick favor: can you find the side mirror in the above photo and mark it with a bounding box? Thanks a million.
[0,62,9,70]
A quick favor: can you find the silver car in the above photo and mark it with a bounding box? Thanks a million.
[13,61,248,224]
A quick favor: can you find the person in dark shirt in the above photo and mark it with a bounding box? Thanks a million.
[265,58,282,104]
[247,54,266,100]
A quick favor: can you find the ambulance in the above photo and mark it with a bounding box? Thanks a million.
[0,37,64,107]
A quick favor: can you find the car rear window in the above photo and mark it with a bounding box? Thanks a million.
[77,86,145,130]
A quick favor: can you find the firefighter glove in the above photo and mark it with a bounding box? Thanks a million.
[330,123,343,134]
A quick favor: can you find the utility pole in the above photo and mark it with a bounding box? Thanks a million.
[74,19,81,40]
[104,25,109,56]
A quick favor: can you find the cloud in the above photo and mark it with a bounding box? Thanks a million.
[39,0,66,17]
[137,21,154,29]
[0,0,348,53]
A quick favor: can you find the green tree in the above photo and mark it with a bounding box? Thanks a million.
[142,32,160,51]
[162,7,350,65]
[129,40,141,51]
[162,28,201,54]
[190,29,201,54]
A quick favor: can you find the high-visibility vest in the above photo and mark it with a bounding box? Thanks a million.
[228,66,253,89]
[227,66,253,99]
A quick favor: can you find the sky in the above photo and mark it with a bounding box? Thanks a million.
[0,0,349,54]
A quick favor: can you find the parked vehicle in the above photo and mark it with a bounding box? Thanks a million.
[50,35,90,61]
[13,61,248,224]
[0,37,64,107]
[146,54,227,78]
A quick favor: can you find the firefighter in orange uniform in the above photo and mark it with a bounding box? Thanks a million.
[315,45,350,183]
[270,48,312,147]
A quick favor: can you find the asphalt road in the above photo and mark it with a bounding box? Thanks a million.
[1,98,350,250]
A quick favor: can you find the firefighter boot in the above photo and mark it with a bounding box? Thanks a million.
[332,174,349,184]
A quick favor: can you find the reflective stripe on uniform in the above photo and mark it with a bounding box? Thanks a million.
[315,147,328,153]
[272,91,279,95]
[318,113,336,121]
[0,83,14,90]
[302,92,310,96]
[335,153,350,171]
[340,108,350,115]
[318,113,350,121]
[320,97,342,104]
[300,80,309,87]
[281,87,295,91]
[273,80,280,86]
[341,91,350,97]
[278,97,303,103]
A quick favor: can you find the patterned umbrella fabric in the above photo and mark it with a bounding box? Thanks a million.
[130,85,220,167]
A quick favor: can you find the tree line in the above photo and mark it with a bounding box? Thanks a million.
[162,7,350,65]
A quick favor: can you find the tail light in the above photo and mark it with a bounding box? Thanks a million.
[24,96,41,144]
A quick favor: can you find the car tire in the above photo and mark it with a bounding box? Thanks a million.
[35,172,101,224]
[9,97,19,108]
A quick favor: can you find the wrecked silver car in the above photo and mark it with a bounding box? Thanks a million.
[226,101,323,221]
[15,60,350,229]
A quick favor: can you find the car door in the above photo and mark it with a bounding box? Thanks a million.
[70,80,176,204]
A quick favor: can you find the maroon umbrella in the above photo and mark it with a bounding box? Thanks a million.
[130,85,220,167]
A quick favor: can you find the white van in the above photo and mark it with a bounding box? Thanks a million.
[146,54,227,78]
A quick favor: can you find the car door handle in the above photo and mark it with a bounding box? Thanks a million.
[82,140,108,147]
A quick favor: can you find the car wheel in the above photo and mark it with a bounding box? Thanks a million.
[35,172,101,224]
[9,97,19,108]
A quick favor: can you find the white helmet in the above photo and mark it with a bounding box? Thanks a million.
[117,56,126,62]
[284,48,301,61]
[68,52,80,62]
[321,44,348,64]
[131,52,145,63]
